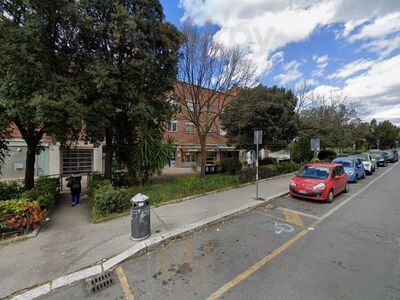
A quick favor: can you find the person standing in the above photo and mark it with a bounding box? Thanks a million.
[67,172,82,207]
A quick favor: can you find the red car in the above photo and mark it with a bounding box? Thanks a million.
[289,163,349,203]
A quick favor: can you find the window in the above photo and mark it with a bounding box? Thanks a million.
[187,100,194,112]
[183,153,196,163]
[62,149,93,175]
[186,123,195,133]
[167,121,177,132]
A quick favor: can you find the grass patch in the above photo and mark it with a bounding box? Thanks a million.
[90,174,241,223]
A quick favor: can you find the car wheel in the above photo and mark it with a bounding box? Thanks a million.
[344,183,349,193]
[354,175,358,183]
[326,189,334,203]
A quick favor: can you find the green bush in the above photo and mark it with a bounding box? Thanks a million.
[221,158,242,175]
[22,177,60,209]
[318,150,337,162]
[112,170,132,187]
[0,180,25,201]
[238,161,299,184]
[275,161,300,174]
[0,198,46,234]
[91,184,131,218]
[291,137,314,163]
[89,174,241,220]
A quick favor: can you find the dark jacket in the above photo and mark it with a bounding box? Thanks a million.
[68,176,82,191]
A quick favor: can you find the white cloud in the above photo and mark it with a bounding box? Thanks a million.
[312,55,328,64]
[360,34,400,59]
[349,12,400,42]
[310,55,400,124]
[275,60,302,85]
[311,55,329,78]
[328,59,376,79]
[180,0,400,76]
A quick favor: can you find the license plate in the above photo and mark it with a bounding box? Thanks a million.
[298,190,307,194]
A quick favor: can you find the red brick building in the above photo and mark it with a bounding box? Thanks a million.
[165,82,239,169]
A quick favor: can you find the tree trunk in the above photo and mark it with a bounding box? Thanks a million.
[199,133,207,176]
[104,127,113,180]
[25,143,37,190]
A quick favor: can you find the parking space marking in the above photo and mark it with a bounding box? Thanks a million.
[282,209,305,227]
[277,207,322,221]
[206,221,319,300]
[255,210,305,228]
[115,266,134,300]
[207,162,399,300]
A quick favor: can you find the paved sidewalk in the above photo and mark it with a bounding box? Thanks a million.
[0,174,292,298]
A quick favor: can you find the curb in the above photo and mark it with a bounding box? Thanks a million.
[10,191,288,300]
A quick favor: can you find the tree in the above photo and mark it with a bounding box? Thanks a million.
[0,0,83,188]
[174,25,256,175]
[77,0,182,179]
[221,85,298,151]
[375,120,399,149]
[298,92,362,150]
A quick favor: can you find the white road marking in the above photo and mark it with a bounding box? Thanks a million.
[320,162,398,221]
[277,207,322,220]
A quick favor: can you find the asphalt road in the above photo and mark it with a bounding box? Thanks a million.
[41,162,400,300]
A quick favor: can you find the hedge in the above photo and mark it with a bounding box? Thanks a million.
[0,199,46,235]
[0,177,59,237]
[0,180,25,201]
[90,174,241,221]
[89,161,300,222]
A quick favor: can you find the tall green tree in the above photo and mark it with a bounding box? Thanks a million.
[77,0,182,179]
[0,0,83,188]
[221,85,298,151]
[375,120,399,149]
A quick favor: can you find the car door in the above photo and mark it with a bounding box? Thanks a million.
[332,166,342,194]
[339,165,347,191]
[356,158,364,176]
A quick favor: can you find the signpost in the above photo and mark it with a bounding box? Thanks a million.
[254,130,263,200]
[310,138,320,158]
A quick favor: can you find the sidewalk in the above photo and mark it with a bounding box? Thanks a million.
[1,173,292,298]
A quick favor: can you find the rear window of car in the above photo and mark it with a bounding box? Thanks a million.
[358,155,368,162]
[298,166,331,179]
[334,160,354,167]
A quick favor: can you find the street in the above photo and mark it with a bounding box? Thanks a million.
[41,162,400,300]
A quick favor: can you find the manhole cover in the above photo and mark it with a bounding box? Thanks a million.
[85,272,115,294]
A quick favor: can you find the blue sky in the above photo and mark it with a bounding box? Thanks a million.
[160,0,400,125]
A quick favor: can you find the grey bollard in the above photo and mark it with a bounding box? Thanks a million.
[130,193,151,241]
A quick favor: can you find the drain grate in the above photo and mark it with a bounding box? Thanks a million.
[86,272,115,294]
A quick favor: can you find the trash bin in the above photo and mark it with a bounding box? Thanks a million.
[130,193,151,241]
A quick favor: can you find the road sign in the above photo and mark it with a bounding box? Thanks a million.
[254,130,263,145]
[310,138,320,152]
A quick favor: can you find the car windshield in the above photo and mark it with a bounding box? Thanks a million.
[357,155,368,162]
[335,160,354,167]
[298,166,330,179]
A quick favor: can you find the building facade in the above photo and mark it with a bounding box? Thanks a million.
[165,83,239,169]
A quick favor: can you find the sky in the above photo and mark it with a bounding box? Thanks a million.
[160,0,400,125]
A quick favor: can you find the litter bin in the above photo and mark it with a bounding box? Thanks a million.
[130,193,151,241]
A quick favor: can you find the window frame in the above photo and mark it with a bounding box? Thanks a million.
[167,121,178,133]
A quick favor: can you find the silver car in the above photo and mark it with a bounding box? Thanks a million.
[358,154,376,174]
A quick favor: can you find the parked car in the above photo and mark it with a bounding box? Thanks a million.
[333,157,365,183]
[368,151,388,167]
[394,150,399,162]
[384,149,398,163]
[289,163,349,203]
[355,154,376,175]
